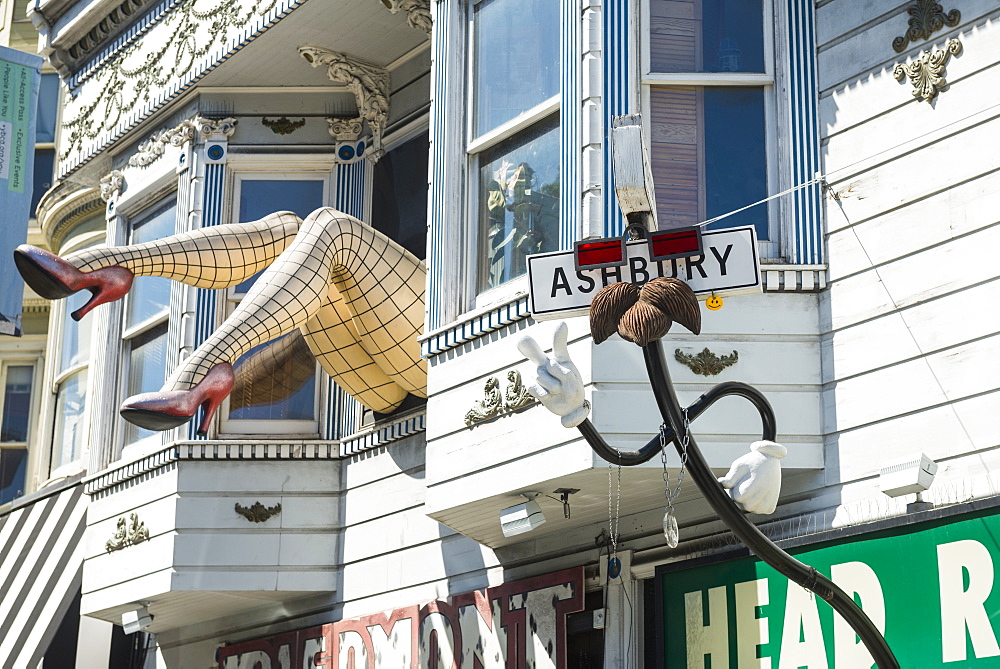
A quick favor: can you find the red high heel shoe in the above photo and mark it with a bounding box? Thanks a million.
[120,363,235,436]
[13,245,133,321]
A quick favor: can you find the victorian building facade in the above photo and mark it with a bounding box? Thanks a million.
[1,0,999,667]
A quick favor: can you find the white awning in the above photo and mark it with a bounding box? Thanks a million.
[0,482,87,666]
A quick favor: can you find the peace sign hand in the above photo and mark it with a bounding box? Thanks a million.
[517,321,590,428]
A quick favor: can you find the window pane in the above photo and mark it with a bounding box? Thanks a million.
[649,0,764,73]
[124,323,168,444]
[229,333,316,422]
[371,132,429,260]
[31,149,54,216]
[1,366,34,442]
[36,73,60,143]
[53,371,87,468]
[472,0,559,137]
[127,200,175,328]
[236,180,324,293]
[60,291,93,372]
[0,448,27,505]
[650,87,768,239]
[479,116,560,290]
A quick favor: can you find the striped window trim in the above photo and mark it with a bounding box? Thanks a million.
[339,411,426,457]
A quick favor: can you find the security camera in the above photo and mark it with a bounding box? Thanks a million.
[879,453,937,498]
[122,605,154,634]
[500,493,546,537]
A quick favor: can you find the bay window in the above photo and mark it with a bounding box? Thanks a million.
[643,0,774,247]
[469,0,561,295]
[1,364,35,504]
[51,286,93,472]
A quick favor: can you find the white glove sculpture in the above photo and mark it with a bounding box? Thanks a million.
[517,322,590,428]
[718,440,788,515]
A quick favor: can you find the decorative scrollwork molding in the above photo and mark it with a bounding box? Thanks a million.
[894,38,962,102]
[99,170,125,202]
[64,0,154,64]
[327,117,364,141]
[504,370,536,412]
[675,348,739,376]
[235,501,282,523]
[298,46,390,161]
[195,116,238,139]
[464,370,538,426]
[105,513,149,552]
[261,117,306,135]
[378,0,432,34]
[892,0,961,53]
[127,120,197,167]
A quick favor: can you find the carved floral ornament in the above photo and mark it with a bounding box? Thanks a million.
[464,370,538,426]
[892,0,961,53]
[894,38,962,102]
[235,501,282,523]
[675,348,739,376]
[261,117,306,135]
[105,513,149,552]
[377,0,432,34]
[298,46,390,162]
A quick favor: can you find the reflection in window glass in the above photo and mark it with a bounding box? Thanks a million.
[648,0,764,73]
[0,448,27,505]
[649,87,767,238]
[371,132,429,260]
[53,371,87,468]
[1,366,34,442]
[229,333,316,422]
[127,200,175,328]
[472,0,559,137]
[235,180,324,293]
[124,323,168,445]
[60,291,93,373]
[31,149,54,216]
[36,73,60,143]
[479,115,560,290]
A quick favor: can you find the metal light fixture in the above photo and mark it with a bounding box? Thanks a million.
[500,493,546,537]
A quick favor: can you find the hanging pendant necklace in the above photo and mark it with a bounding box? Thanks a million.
[659,408,690,549]
[608,449,622,578]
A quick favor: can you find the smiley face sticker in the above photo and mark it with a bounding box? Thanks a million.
[706,295,724,311]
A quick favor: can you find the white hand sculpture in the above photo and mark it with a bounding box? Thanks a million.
[517,321,590,428]
[718,440,788,515]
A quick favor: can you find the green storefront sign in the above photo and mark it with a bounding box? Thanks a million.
[657,506,1000,668]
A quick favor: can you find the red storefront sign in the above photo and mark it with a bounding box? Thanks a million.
[217,566,584,668]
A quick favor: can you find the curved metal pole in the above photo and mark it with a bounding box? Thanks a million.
[576,381,777,466]
[641,341,899,669]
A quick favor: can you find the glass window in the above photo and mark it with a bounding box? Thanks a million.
[31,149,54,217]
[479,116,560,290]
[53,371,87,468]
[223,178,323,430]
[1,366,34,442]
[649,0,764,73]
[122,323,168,445]
[126,200,175,328]
[371,132,429,261]
[0,448,27,505]
[470,0,560,294]
[645,0,772,240]
[472,0,560,137]
[60,291,93,373]
[36,73,60,144]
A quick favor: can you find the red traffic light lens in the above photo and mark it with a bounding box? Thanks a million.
[575,238,626,270]
[648,228,702,261]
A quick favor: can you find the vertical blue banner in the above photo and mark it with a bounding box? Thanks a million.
[0,46,42,336]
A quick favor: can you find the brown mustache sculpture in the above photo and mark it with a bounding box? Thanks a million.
[590,277,701,346]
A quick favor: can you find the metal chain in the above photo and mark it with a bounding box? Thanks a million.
[659,408,691,515]
[608,449,621,556]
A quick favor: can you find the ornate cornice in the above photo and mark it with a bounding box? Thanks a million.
[893,1,961,53]
[64,0,155,66]
[378,0,432,34]
[298,46,390,161]
[894,38,962,101]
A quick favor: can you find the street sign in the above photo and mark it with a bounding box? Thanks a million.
[527,226,761,320]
